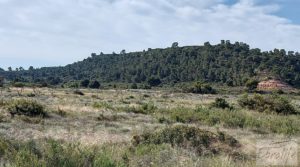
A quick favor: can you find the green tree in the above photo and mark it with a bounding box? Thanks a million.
[147,77,161,87]
[171,42,179,48]
[80,79,90,88]
[245,79,259,91]
[0,77,4,87]
[120,49,126,55]
[130,83,138,89]
[89,80,100,89]
[1,41,300,88]
[19,67,24,71]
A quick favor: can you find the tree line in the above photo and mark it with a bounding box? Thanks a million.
[1,40,300,88]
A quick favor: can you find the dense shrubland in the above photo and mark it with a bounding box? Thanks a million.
[238,94,297,114]
[0,138,126,167]
[0,126,247,167]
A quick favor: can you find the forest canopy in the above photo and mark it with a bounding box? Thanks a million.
[1,41,300,88]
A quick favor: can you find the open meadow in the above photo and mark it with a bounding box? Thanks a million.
[0,87,300,166]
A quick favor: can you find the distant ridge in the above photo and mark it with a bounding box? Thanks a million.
[1,41,300,88]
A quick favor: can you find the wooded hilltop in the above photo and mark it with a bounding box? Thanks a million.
[1,40,300,88]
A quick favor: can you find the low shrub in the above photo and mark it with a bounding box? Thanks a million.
[122,102,157,114]
[12,82,25,88]
[26,93,36,97]
[7,99,47,117]
[143,94,150,98]
[92,102,114,110]
[184,82,216,94]
[159,106,300,135]
[130,83,138,89]
[0,138,125,167]
[132,125,240,156]
[238,94,296,114]
[52,108,67,117]
[210,98,233,110]
[97,113,125,122]
[73,90,84,96]
[128,95,135,99]
[0,99,7,107]
[245,79,259,92]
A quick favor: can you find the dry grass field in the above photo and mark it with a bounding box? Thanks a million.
[0,87,300,166]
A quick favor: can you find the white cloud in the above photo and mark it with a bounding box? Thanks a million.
[0,0,299,69]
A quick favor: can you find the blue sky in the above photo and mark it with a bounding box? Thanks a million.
[256,0,300,23]
[0,0,300,69]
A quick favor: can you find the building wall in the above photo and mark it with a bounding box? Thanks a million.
[257,80,289,90]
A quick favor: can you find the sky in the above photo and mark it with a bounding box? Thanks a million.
[0,0,300,69]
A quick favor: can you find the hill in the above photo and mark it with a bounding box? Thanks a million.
[1,41,300,88]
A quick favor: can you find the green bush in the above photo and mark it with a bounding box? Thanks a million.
[160,106,300,135]
[130,83,138,89]
[245,79,259,92]
[0,99,7,107]
[7,99,47,117]
[0,78,3,87]
[89,80,101,89]
[185,82,216,94]
[0,138,125,167]
[122,102,157,114]
[80,79,90,88]
[26,93,36,97]
[132,125,239,156]
[238,94,296,114]
[147,77,161,87]
[93,102,114,110]
[210,98,233,110]
[12,82,25,88]
[73,90,84,96]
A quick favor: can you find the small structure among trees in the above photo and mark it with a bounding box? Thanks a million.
[257,79,291,91]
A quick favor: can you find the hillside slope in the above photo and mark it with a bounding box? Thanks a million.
[1,41,300,87]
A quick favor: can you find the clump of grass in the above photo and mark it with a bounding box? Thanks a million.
[7,99,47,118]
[132,125,240,156]
[125,144,177,167]
[52,107,67,117]
[158,117,171,124]
[26,93,36,97]
[127,95,135,99]
[238,94,296,114]
[156,106,300,135]
[19,116,44,124]
[92,102,114,110]
[122,102,157,114]
[0,99,8,107]
[97,113,125,122]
